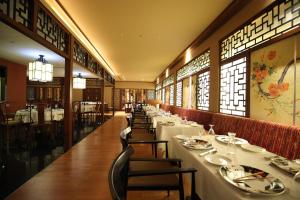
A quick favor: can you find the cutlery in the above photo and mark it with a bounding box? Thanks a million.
[199,148,217,156]
[233,171,266,182]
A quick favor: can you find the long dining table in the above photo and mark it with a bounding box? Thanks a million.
[171,135,300,200]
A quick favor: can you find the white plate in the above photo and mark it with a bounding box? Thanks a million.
[175,135,189,140]
[215,135,248,145]
[205,154,231,166]
[241,144,266,153]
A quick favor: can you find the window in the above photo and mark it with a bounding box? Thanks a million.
[170,84,174,105]
[176,81,182,107]
[197,71,210,110]
[162,88,165,104]
[220,57,247,116]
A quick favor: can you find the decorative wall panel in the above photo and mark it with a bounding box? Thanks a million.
[155,84,162,91]
[162,88,165,104]
[221,0,300,61]
[73,41,87,66]
[37,7,68,53]
[197,71,210,110]
[88,55,98,73]
[0,0,32,27]
[176,81,182,107]
[163,75,174,87]
[147,90,155,100]
[170,84,174,106]
[220,57,247,116]
[177,50,210,81]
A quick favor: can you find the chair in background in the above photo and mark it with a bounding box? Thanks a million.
[109,146,197,200]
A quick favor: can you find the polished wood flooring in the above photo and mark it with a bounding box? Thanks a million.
[7,112,188,200]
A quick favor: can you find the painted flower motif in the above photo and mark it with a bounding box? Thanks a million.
[267,50,276,60]
[267,82,289,97]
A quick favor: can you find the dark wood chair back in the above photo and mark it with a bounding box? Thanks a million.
[108,146,134,200]
[120,127,132,150]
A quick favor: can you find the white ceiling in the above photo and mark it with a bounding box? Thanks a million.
[58,0,233,81]
[0,22,99,78]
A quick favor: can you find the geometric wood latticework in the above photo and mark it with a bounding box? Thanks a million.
[220,57,247,116]
[197,71,210,111]
[88,55,98,73]
[0,0,32,28]
[37,7,68,53]
[163,75,174,87]
[221,0,300,61]
[162,88,165,104]
[177,50,210,81]
[176,81,182,107]
[156,84,162,91]
[73,40,87,66]
[147,90,155,100]
[170,84,174,106]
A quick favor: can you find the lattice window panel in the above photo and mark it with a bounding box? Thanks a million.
[220,57,247,116]
[221,0,300,61]
[155,84,162,91]
[170,84,174,106]
[88,55,98,73]
[0,0,31,27]
[177,50,210,81]
[197,71,210,111]
[163,75,174,87]
[37,7,68,53]
[73,41,87,66]
[176,81,182,107]
[162,88,166,104]
[147,90,155,100]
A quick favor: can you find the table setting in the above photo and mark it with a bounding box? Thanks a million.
[171,129,300,200]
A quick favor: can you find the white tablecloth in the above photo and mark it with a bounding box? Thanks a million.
[15,108,64,123]
[156,122,204,156]
[172,135,300,200]
[151,115,182,128]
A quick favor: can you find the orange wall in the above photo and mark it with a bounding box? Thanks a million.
[0,58,27,113]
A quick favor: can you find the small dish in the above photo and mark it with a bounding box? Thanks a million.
[215,135,248,145]
[241,144,266,153]
[205,154,231,166]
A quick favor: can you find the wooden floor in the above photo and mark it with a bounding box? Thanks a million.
[7,112,184,200]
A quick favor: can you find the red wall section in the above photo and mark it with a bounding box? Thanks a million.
[0,58,27,113]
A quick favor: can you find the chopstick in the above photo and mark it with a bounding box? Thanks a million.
[233,171,265,182]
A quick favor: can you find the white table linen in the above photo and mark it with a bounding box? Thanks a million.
[171,135,300,200]
[15,108,64,123]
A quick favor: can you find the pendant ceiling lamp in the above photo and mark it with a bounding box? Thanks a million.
[73,73,86,89]
[28,55,53,82]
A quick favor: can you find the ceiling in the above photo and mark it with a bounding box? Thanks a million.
[0,22,99,78]
[57,0,233,81]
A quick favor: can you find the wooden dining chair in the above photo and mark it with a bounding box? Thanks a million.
[120,127,168,158]
[109,146,197,200]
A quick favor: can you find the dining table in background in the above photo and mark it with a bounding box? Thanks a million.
[14,108,64,123]
[171,135,300,200]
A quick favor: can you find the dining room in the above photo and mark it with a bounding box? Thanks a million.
[0,0,299,200]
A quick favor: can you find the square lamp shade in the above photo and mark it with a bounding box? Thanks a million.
[28,55,53,82]
[28,60,43,81]
[73,74,86,89]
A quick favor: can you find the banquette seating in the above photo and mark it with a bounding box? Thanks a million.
[160,104,300,160]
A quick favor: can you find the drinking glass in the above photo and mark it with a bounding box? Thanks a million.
[227,132,237,165]
[208,124,215,135]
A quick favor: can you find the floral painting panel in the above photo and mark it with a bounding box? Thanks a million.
[250,34,300,125]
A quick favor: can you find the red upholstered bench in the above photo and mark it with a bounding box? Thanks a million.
[159,104,300,160]
[211,113,300,160]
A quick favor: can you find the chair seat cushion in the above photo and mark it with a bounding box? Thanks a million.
[130,161,177,171]
[128,174,179,189]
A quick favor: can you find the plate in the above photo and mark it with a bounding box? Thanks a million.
[241,144,266,153]
[219,165,285,195]
[205,154,231,166]
[270,158,300,175]
[215,135,248,145]
[175,135,189,140]
[183,141,212,150]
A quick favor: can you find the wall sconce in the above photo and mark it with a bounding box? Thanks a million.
[73,73,86,89]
